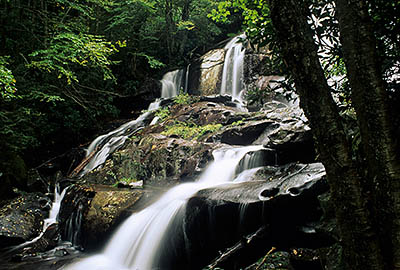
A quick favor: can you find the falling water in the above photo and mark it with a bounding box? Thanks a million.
[80,69,184,176]
[7,183,67,252]
[161,69,184,98]
[81,111,155,175]
[220,34,246,103]
[184,64,190,93]
[65,145,264,270]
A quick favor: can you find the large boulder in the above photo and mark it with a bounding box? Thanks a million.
[81,185,144,248]
[82,97,314,186]
[83,134,218,187]
[0,193,48,249]
[58,184,146,249]
[150,163,332,270]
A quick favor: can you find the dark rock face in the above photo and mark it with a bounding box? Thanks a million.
[57,184,147,250]
[153,163,332,270]
[0,193,48,249]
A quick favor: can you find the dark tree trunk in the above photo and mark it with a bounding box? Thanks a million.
[335,0,400,268]
[178,0,192,57]
[267,0,384,269]
[164,0,174,62]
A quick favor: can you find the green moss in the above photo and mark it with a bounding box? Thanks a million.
[162,121,222,140]
[231,119,244,126]
[113,177,139,187]
[173,93,199,105]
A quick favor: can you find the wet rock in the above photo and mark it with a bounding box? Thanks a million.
[82,99,315,187]
[187,49,225,96]
[197,49,225,96]
[58,184,145,249]
[220,120,276,145]
[81,185,144,249]
[168,163,332,270]
[58,185,95,247]
[22,223,59,254]
[0,193,48,249]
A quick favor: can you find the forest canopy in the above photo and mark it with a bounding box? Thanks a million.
[0,0,238,166]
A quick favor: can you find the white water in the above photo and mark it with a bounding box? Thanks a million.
[184,64,190,93]
[8,183,67,252]
[161,69,184,98]
[65,145,264,270]
[81,111,154,175]
[220,34,246,104]
[81,69,184,176]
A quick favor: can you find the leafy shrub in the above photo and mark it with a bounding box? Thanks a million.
[155,107,170,121]
[174,92,199,105]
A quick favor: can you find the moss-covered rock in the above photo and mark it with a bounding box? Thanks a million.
[82,185,144,248]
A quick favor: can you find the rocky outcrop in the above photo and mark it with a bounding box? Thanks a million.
[57,184,146,249]
[82,95,314,187]
[81,185,144,248]
[187,49,225,96]
[153,163,332,270]
[0,193,48,249]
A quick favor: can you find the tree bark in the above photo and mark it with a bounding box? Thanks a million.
[335,0,400,268]
[164,0,174,63]
[267,0,384,269]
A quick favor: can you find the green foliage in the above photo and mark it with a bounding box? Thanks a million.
[245,86,269,106]
[209,0,274,48]
[112,177,140,187]
[28,33,118,84]
[162,121,222,139]
[174,92,199,105]
[155,107,170,121]
[0,0,229,169]
[0,56,18,100]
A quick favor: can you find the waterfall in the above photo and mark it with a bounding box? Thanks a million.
[184,64,190,93]
[7,183,67,252]
[161,69,184,98]
[80,111,154,175]
[65,145,265,270]
[64,199,84,247]
[220,34,246,103]
[80,69,185,176]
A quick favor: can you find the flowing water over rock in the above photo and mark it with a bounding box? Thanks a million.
[220,34,246,103]
[161,69,184,98]
[6,183,67,253]
[65,145,264,270]
[79,69,184,176]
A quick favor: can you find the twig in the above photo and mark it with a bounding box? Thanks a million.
[255,246,277,270]
[207,226,266,270]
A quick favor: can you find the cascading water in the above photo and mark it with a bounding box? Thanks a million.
[80,69,184,176]
[80,111,155,175]
[65,145,265,270]
[7,183,67,252]
[184,64,190,93]
[220,34,246,104]
[161,69,184,98]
